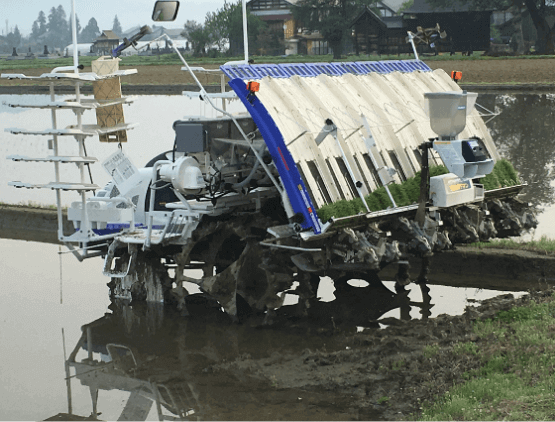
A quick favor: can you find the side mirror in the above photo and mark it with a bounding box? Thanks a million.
[152,1,180,21]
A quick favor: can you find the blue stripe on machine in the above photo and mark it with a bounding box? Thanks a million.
[228,78,322,234]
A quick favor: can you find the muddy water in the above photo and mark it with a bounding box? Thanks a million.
[0,236,525,420]
[0,238,365,420]
[477,93,555,238]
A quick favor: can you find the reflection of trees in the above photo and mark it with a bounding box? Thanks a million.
[481,93,555,208]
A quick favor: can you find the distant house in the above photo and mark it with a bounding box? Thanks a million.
[351,0,494,56]
[248,0,299,55]
[402,0,493,53]
[351,7,388,55]
[248,0,341,55]
[248,0,404,56]
[351,6,415,55]
[93,30,119,56]
[375,1,397,18]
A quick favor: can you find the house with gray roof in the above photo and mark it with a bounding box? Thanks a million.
[93,30,120,56]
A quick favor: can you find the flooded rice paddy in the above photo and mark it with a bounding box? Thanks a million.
[1,91,554,419]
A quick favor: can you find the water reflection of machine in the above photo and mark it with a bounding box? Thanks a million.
[2,1,536,322]
[66,304,207,420]
[59,283,432,421]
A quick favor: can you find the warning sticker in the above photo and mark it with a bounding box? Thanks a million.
[102,150,139,191]
[448,179,471,192]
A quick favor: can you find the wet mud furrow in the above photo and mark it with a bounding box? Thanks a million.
[212,290,554,420]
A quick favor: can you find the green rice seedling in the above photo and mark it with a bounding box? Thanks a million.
[388,183,411,207]
[481,171,501,190]
[372,186,395,208]
[498,159,519,185]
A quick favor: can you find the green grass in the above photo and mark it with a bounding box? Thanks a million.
[0,54,189,70]
[423,344,440,358]
[471,236,555,255]
[316,159,520,221]
[452,341,479,356]
[378,396,390,404]
[418,295,555,421]
[2,51,555,72]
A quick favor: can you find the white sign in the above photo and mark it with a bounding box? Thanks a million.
[102,150,140,192]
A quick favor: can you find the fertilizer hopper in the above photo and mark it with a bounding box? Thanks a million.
[423,91,494,208]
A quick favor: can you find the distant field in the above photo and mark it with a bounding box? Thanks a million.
[1,51,555,69]
[2,53,555,85]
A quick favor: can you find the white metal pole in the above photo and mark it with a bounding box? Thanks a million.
[50,84,65,240]
[71,0,78,71]
[242,0,249,63]
[407,31,419,60]
[71,0,88,250]
[360,115,397,208]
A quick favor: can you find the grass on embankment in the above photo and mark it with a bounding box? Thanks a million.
[417,293,555,421]
[471,236,555,255]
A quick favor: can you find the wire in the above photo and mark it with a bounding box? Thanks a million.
[193,189,235,202]
[208,169,222,196]
[151,182,172,190]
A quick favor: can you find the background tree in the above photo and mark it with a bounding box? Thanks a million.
[203,10,228,52]
[292,0,378,59]
[204,0,267,56]
[398,0,414,12]
[254,26,284,55]
[31,21,41,43]
[30,11,47,44]
[6,26,22,49]
[181,20,210,54]
[80,17,100,42]
[38,10,47,35]
[425,0,555,54]
[46,5,70,49]
[112,15,123,37]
